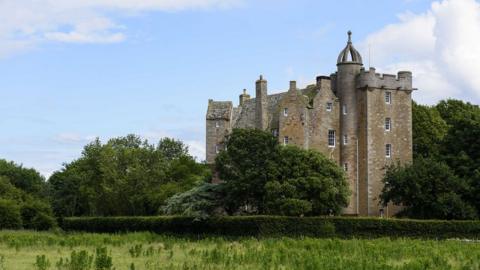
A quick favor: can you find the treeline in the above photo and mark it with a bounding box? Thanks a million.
[48,135,211,217]
[381,99,480,219]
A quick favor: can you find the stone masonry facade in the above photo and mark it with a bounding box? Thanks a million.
[205,32,414,217]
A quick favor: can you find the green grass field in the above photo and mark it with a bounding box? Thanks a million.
[0,231,478,270]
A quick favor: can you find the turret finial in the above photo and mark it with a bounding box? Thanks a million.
[337,30,363,65]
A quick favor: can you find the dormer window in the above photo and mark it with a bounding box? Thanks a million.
[283,108,288,117]
[326,102,333,112]
[385,92,392,104]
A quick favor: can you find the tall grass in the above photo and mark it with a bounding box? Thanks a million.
[0,230,478,269]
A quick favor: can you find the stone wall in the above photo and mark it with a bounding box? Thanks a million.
[278,81,310,148]
[361,87,413,216]
[308,77,341,163]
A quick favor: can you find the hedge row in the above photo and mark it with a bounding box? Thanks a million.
[60,216,480,239]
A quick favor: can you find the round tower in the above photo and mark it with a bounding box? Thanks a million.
[336,31,363,215]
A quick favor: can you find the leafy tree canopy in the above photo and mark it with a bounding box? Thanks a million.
[412,102,448,159]
[215,129,349,216]
[0,159,46,197]
[162,182,226,219]
[48,134,211,217]
[381,157,477,220]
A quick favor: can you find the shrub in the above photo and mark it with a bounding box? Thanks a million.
[56,250,93,270]
[94,247,113,270]
[0,199,22,229]
[34,255,51,270]
[61,216,480,239]
[21,200,57,230]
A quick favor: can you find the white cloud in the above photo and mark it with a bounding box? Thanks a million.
[55,133,97,144]
[360,0,480,104]
[0,0,241,57]
[185,140,206,161]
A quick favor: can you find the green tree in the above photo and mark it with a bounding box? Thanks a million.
[0,199,22,229]
[0,159,46,197]
[412,102,448,159]
[48,135,211,217]
[162,182,225,219]
[157,138,189,160]
[215,129,349,216]
[215,129,279,213]
[264,146,349,216]
[0,169,56,230]
[435,100,480,178]
[381,157,476,220]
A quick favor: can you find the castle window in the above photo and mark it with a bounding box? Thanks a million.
[215,121,220,128]
[283,136,289,145]
[215,145,220,154]
[326,102,333,112]
[283,108,288,116]
[385,92,392,104]
[328,130,336,147]
[343,135,348,145]
[342,105,347,115]
[386,144,392,158]
[272,129,279,137]
[385,118,391,131]
[343,163,348,172]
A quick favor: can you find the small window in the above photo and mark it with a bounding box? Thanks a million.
[386,144,392,158]
[283,108,288,116]
[272,129,279,137]
[215,121,220,128]
[385,92,392,104]
[343,163,348,172]
[342,105,347,115]
[215,145,220,154]
[283,136,289,145]
[343,135,348,145]
[326,102,333,112]
[328,130,336,147]
[385,118,391,131]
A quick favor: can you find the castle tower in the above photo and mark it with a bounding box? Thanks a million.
[336,31,363,215]
[256,75,268,130]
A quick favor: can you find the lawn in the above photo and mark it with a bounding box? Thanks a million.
[0,230,478,270]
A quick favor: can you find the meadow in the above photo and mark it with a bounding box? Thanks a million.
[0,230,478,270]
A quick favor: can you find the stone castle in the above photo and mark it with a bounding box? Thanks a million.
[206,32,414,217]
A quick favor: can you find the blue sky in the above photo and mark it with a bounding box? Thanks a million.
[1,0,479,177]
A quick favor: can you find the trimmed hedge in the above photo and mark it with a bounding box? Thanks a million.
[60,216,480,239]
